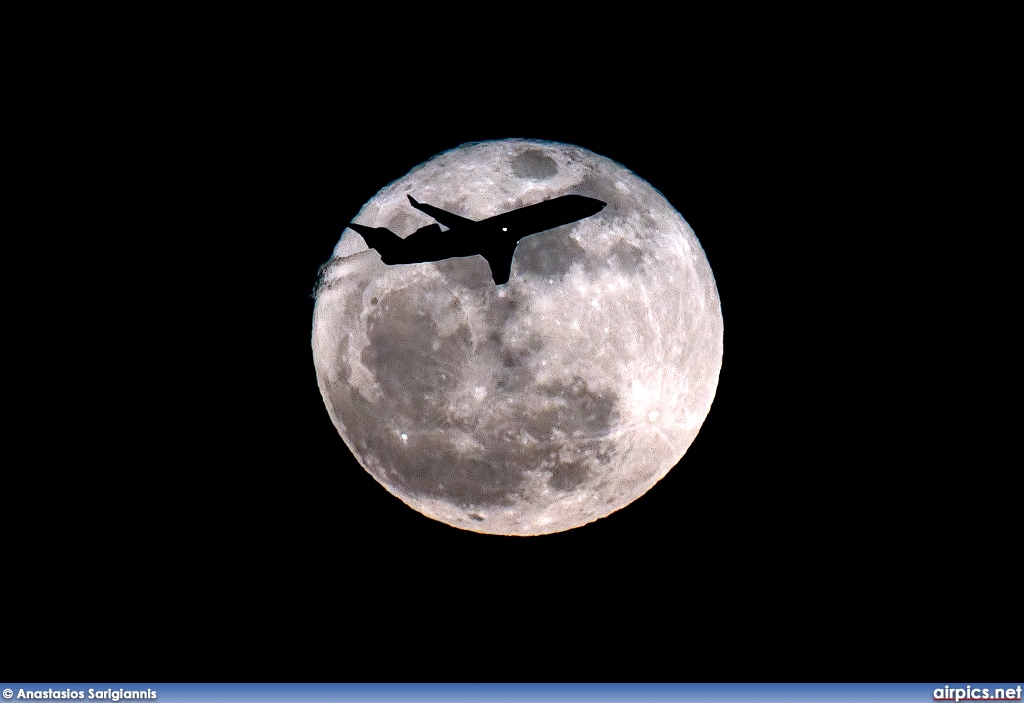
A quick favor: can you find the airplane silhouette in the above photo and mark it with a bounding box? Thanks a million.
[348,194,606,285]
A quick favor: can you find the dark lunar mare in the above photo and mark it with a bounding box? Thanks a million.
[511,150,559,180]
[322,273,622,513]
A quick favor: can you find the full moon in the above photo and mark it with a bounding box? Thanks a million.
[312,139,723,535]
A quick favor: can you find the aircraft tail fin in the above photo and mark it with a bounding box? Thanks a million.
[406,194,475,230]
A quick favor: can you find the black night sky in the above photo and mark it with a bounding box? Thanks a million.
[19,47,1010,683]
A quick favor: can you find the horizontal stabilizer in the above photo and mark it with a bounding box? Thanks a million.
[348,222,403,264]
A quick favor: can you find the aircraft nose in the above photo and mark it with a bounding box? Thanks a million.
[576,195,607,216]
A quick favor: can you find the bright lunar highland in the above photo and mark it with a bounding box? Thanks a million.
[312,139,723,535]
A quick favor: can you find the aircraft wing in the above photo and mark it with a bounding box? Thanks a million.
[407,195,475,230]
[485,253,515,287]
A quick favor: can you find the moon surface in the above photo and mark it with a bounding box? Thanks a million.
[312,139,723,535]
